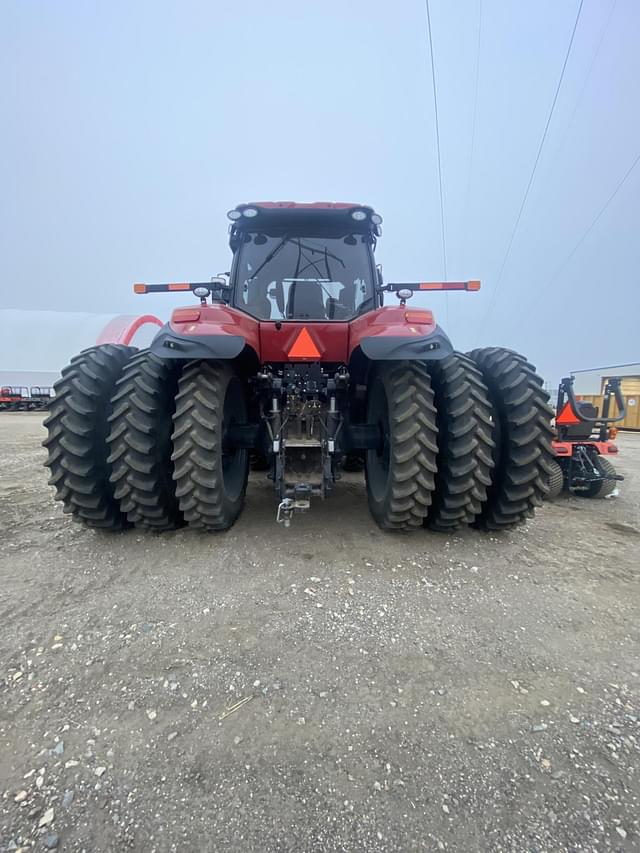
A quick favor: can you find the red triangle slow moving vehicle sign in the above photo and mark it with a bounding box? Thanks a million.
[556,402,581,425]
[288,327,321,359]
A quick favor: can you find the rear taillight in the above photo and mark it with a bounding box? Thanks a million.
[405,310,434,325]
[173,309,201,323]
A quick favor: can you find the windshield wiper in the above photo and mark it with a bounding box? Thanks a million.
[247,237,347,283]
[294,240,346,269]
[247,235,290,281]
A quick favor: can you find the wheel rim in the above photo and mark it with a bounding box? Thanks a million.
[366,378,390,502]
[221,377,248,503]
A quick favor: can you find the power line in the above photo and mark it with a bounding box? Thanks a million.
[554,0,617,157]
[460,0,483,270]
[515,150,640,327]
[476,0,584,342]
[425,0,449,325]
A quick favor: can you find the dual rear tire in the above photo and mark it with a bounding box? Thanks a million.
[364,348,554,532]
[45,344,554,534]
[466,347,555,530]
[107,351,183,530]
[365,361,438,529]
[44,348,249,532]
[171,361,249,530]
[43,345,136,530]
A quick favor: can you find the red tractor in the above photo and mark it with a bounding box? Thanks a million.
[44,202,554,531]
[546,375,625,499]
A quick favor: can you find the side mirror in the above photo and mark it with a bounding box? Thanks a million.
[210,274,232,304]
[211,274,231,290]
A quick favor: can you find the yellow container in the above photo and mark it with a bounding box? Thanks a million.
[576,394,640,431]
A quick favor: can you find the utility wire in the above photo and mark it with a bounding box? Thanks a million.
[554,0,617,157]
[425,0,449,325]
[514,150,640,328]
[460,0,483,270]
[476,0,584,342]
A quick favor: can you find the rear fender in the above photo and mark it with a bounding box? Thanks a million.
[150,304,261,362]
[97,314,163,347]
[348,305,453,362]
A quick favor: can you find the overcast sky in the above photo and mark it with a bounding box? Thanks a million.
[1,0,638,384]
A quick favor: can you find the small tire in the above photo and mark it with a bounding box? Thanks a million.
[43,344,136,529]
[172,361,250,530]
[583,455,618,499]
[365,361,438,530]
[425,353,495,531]
[107,351,184,530]
[544,459,564,499]
[467,347,554,530]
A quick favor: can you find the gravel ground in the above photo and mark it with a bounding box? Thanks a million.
[1,413,639,853]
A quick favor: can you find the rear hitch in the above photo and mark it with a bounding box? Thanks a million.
[276,496,311,527]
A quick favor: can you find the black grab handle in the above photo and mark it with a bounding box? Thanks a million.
[562,376,626,425]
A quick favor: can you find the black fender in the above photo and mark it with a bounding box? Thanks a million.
[150,324,246,360]
[358,325,453,361]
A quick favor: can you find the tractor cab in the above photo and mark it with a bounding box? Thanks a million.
[227,202,381,323]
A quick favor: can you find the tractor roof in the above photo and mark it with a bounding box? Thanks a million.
[227,201,382,235]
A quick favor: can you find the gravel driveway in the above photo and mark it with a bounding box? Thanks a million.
[1,414,638,852]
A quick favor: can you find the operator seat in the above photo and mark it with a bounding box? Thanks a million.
[563,401,598,440]
[287,281,326,319]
